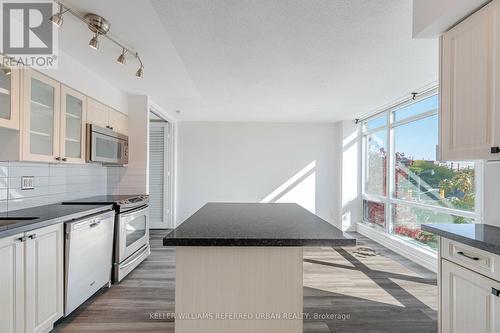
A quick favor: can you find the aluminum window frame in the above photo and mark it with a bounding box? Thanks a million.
[361,88,483,239]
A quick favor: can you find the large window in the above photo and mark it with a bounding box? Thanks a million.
[362,91,481,251]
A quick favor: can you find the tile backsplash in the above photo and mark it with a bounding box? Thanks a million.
[0,161,108,212]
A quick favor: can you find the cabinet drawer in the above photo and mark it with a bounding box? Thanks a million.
[441,238,500,282]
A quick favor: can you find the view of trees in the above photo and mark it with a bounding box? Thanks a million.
[365,150,475,250]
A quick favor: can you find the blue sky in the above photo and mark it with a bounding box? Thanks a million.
[369,95,439,161]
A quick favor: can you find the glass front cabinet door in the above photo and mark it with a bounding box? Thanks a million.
[0,58,21,130]
[60,86,87,164]
[22,70,61,162]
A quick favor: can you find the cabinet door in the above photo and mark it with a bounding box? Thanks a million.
[0,56,21,130]
[0,233,24,333]
[22,70,61,163]
[440,1,498,160]
[87,98,109,129]
[25,224,63,333]
[441,259,500,333]
[60,85,87,164]
[108,109,128,135]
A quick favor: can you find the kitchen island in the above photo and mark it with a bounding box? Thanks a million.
[163,203,355,333]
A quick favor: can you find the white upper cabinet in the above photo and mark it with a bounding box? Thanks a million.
[0,57,21,130]
[87,98,128,136]
[21,70,61,163]
[60,85,87,164]
[440,0,500,160]
[87,98,108,129]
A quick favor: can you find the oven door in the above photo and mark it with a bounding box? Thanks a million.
[88,126,128,165]
[118,206,149,263]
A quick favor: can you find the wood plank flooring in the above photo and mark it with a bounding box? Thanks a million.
[53,231,437,333]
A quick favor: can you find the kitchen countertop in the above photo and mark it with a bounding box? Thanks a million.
[61,195,142,205]
[0,203,114,238]
[422,223,500,256]
[163,202,356,247]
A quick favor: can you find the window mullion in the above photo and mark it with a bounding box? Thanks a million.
[385,111,394,234]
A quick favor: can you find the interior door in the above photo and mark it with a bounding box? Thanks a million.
[149,121,172,229]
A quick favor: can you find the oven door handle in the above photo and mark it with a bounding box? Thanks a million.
[120,246,149,269]
[120,206,149,221]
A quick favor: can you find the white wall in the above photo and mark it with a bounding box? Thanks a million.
[176,122,340,226]
[108,95,150,195]
[40,50,128,113]
[339,120,362,231]
[0,161,107,212]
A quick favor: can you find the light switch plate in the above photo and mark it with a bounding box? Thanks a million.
[21,176,34,190]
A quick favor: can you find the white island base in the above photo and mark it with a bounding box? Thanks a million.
[175,246,304,333]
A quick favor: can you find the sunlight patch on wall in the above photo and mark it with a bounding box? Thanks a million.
[261,161,316,213]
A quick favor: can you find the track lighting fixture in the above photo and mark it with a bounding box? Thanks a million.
[50,3,68,27]
[136,66,144,78]
[117,48,126,65]
[51,1,144,78]
[89,33,99,50]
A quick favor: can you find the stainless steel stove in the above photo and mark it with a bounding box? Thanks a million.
[63,195,150,283]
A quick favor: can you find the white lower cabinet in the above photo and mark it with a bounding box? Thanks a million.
[0,224,63,333]
[441,259,500,333]
[0,232,25,333]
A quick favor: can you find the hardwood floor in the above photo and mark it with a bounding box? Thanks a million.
[54,231,437,333]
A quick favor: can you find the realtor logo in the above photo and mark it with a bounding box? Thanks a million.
[0,1,58,68]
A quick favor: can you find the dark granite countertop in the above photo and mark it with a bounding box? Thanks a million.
[422,223,500,256]
[163,203,356,247]
[61,195,141,205]
[0,203,114,238]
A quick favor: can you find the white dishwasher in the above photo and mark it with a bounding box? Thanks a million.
[64,210,115,316]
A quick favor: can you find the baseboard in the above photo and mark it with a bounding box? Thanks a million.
[356,222,438,273]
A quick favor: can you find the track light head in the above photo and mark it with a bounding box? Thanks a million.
[117,49,126,65]
[135,66,144,78]
[89,33,99,50]
[50,13,63,27]
[50,4,65,27]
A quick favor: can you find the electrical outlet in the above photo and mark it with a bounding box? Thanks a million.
[21,176,34,190]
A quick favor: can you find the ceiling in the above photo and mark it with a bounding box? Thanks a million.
[59,0,438,122]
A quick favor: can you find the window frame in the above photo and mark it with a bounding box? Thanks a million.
[361,88,483,240]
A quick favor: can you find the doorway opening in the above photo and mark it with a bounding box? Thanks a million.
[149,111,174,229]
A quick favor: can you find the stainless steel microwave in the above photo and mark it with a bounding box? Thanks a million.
[86,124,129,165]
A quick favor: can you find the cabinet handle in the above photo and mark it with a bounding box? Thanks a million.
[493,288,500,297]
[28,234,36,240]
[457,251,480,261]
[62,158,67,162]
[55,157,61,161]
[491,147,500,154]
[17,236,27,242]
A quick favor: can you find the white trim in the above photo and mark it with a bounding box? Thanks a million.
[357,222,438,272]
[358,84,438,122]
[149,101,178,228]
[390,198,478,219]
